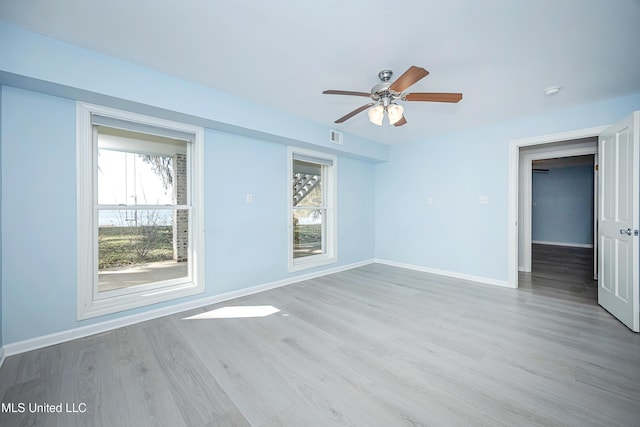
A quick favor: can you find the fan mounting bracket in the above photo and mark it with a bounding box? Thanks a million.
[378,69,393,82]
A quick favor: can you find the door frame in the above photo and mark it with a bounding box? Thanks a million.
[508,125,608,288]
[521,147,598,273]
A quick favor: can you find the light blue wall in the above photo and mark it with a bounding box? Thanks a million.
[0,86,376,345]
[1,88,78,343]
[532,165,594,246]
[336,156,376,264]
[205,130,289,293]
[375,125,508,280]
[375,93,640,282]
[205,130,376,293]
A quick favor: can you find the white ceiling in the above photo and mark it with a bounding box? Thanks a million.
[1,0,640,145]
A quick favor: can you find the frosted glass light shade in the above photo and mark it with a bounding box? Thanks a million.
[368,105,384,126]
[387,104,404,125]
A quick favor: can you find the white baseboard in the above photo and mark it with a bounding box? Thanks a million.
[375,259,513,289]
[0,347,5,369]
[4,259,375,357]
[532,240,594,248]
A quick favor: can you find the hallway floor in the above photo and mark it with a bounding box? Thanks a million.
[519,243,596,306]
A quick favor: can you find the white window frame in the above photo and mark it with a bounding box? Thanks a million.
[76,102,205,320]
[288,147,337,272]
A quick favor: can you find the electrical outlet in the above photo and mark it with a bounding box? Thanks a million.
[246,194,253,204]
[479,196,489,204]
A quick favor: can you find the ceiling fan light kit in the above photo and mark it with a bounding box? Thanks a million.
[323,65,462,127]
[368,104,384,126]
[387,103,404,125]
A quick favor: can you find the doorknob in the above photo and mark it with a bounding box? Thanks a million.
[620,228,640,236]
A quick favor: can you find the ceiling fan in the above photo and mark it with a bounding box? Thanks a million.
[323,65,462,127]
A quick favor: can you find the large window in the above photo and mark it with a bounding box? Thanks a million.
[289,148,336,271]
[77,103,204,319]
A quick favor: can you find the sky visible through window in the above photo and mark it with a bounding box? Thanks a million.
[98,149,174,226]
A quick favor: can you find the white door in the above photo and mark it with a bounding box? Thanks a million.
[598,111,639,332]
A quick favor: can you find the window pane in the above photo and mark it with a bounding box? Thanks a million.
[293,160,323,207]
[98,209,189,292]
[293,208,324,258]
[97,127,187,206]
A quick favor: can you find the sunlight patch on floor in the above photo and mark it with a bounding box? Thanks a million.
[183,305,280,320]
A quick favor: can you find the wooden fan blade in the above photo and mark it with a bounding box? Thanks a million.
[393,116,407,127]
[335,103,375,123]
[389,66,429,93]
[323,90,371,97]
[405,92,463,103]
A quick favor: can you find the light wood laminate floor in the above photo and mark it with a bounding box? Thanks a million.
[1,254,639,426]
[519,243,597,304]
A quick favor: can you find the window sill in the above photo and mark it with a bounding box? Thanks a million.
[289,254,337,273]
[78,280,204,320]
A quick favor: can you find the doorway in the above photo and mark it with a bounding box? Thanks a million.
[518,139,598,273]
[525,154,597,302]
[509,114,639,331]
[507,126,607,288]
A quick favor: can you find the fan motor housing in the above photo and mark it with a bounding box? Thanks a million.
[371,82,391,96]
[371,69,403,100]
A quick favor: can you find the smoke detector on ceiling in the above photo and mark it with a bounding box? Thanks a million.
[544,86,562,96]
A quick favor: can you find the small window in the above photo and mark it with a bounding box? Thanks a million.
[289,148,336,271]
[77,103,205,319]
